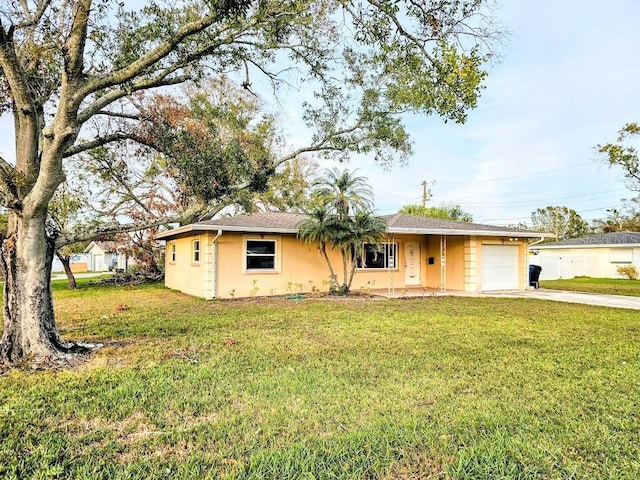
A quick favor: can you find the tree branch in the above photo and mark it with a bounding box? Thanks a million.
[54,204,209,248]
[63,133,132,158]
[77,74,190,124]
[74,11,224,102]
[15,0,51,29]
[95,110,141,121]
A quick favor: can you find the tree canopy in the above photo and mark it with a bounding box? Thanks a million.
[530,206,590,241]
[399,203,473,222]
[598,122,640,192]
[0,0,501,367]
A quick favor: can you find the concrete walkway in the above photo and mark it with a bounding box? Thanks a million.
[481,288,640,310]
[371,287,640,310]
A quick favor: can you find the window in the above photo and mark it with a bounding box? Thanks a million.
[192,239,200,263]
[246,240,276,270]
[356,243,397,269]
[170,243,176,263]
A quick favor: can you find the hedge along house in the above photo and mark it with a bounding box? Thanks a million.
[530,232,640,280]
[157,212,548,299]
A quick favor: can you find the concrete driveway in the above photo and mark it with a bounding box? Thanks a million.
[483,288,640,310]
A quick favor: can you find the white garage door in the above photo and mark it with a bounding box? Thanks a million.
[481,245,519,291]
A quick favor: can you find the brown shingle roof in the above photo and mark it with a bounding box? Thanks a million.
[382,213,543,236]
[156,211,548,239]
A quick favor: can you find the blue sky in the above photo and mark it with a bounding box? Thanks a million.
[325,0,640,225]
[1,1,639,227]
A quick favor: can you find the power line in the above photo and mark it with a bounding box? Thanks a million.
[437,162,595,185]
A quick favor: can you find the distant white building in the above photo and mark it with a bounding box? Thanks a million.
[52,253,91,273]
[530,232,640,280]
[83,241,131,272]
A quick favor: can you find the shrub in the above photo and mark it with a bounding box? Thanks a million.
[616,265,638,280]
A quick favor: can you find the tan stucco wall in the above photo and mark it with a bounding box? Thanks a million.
[164,232,532,298]
[421,236,465,291]
[464,236,479,292]
[216,233,330,298]
[164,232,215,299]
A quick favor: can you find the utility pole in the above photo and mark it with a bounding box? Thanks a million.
[422,180,435,206]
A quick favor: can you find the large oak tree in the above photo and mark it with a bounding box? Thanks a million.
[0,0,499,367]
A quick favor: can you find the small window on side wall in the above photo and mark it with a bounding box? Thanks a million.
[170,243,176,263]
[192,239,200,263]
[246,240,276,270]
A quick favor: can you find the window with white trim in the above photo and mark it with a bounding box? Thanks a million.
[356,243,398,269]
[246,240,276,270]
[192,239,200,263]
[170,243,176,263]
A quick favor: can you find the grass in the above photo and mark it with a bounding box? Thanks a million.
[1,279,640,478]
[541,277,640,296]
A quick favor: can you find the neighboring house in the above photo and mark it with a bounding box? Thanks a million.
[156,212,547,299]
[530,232,640,280]
[51,253,91,273]
[83,241,131,272]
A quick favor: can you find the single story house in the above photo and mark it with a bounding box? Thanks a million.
[156,212,548,299]
[51,253,91,273]
[530,232,640,280]
[84,241,131,272]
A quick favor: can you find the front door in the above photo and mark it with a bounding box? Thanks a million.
[404,242,421,286]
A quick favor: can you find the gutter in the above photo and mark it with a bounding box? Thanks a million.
[528,237,546,248]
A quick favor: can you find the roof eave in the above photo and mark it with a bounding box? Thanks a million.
[533,242,640,249]
[156,224,300,239]
[157,223,550,240]
[387,227,549,238]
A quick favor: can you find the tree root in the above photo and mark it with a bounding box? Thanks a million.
[0,341,104,373]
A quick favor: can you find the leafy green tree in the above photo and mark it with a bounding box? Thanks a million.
[298,169,386,293]
[399,203,473,222]
[592,200,640,233]
[0,0,499,367]
[530,206,590,241]
[47,184,90,289]
[598,123,640,191]
[236,156,318,213]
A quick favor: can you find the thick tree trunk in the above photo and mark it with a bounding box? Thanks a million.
[57,253,77,289]
[0,215,89,366]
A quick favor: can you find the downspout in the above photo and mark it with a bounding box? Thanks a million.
[529,236,545,248]
[212,229,223,299]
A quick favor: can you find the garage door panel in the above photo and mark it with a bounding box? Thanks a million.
[482,245,519,291]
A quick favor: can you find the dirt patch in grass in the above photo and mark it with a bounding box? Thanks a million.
[384,451,450,479]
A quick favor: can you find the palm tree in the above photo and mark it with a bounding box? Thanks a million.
[299,168,387,294]
[344,210,387,290]
[313,168,374,219]
[297,203,340,292]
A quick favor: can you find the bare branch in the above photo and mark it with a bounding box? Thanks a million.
[14,0,51,29]
[77,74,190,124]
[63,133,132,158]
[95,111,141,121]
[54,204,208,248]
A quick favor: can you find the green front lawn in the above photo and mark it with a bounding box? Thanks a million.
[1,282,639,478]
[541,277,640,296]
